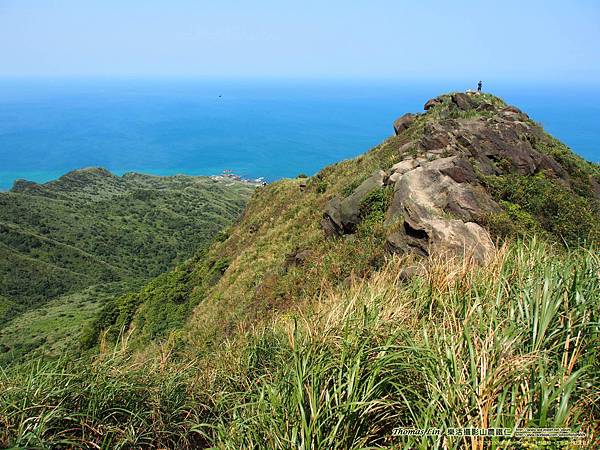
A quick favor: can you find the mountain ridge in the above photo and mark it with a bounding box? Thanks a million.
[90,91,599,351]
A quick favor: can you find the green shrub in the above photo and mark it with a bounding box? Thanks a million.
[482,172,600,245]
[532,136,600,199]
[316,180,328,194]
[359,187,392,222]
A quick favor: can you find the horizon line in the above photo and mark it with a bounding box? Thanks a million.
[1,74,600,85]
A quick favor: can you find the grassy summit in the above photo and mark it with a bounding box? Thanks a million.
[1,93,599,448]
[0,169,255,363]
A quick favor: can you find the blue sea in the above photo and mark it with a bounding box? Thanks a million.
[0,79,598,191]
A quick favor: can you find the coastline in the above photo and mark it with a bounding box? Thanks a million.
[1,168,269,192]
[2,80,599,193]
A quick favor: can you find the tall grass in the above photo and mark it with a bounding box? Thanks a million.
[0,351,211,449]
[1,238,598,449]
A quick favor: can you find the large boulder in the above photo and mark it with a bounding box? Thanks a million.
[393,113,415,135]
[451,92,476,111]
[384,157,498,263]
[386,217,494,263]
[322,170,386,235]
[424,97,443,110]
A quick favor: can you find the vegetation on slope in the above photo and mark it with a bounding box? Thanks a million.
[1,93,599,448]
[480,135,600,244]
[1,239,598,448]
[0,169,255,363]
[80,249,233,347]
[92,93,599,354]
[0,283,127,366]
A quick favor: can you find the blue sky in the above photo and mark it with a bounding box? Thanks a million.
[1,0,599,81]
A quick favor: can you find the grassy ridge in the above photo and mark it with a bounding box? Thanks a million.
[1,239,598,448]
[179,141,598,356]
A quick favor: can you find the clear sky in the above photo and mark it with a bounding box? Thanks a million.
[1,0,599,81]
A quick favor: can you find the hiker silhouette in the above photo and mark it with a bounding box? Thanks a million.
[477,81,482,92]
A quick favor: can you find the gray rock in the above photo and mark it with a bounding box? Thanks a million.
[386,208,495,264]
[500,105,528,119]
[431,156,477,184]
[322,197,344,237]
[591,177,600,200]
[389,158,500,222]
[389,158,419,178]
[321,216,341,238]
[397,265,420,283]
[385,157,498,263]
[339,170,386,231]
[284,249,313,268]
[419,122,451,151]
[476,102,495,112]
[322,170,386,235]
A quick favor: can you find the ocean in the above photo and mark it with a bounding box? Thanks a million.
[0,79,598,191]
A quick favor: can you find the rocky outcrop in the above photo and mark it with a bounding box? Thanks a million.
[393,113,415,135]
[451,92,476,111]
[322,170,387,236]
[384,156,499,263]
[424,97,443,110]
[323,151,498,262]
[10,179,39,193]
[321,91,592,263]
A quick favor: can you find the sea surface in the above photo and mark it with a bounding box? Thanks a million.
[0,79,598,190]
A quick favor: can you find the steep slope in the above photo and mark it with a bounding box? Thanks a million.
[94,92,599,350]
[0,169,255,362]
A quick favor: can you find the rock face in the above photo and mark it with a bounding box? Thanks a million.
[321,91,592,264]
[424,97,443,110]
[322,170,386,236]
[393,113,415,135]
[385,156,499,262]
[451,92,476,111]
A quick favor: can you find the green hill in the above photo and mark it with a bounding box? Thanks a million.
[0,168,255,363]
[1,93,599,449]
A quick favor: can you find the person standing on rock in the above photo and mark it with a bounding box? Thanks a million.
[477,81,482,93]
